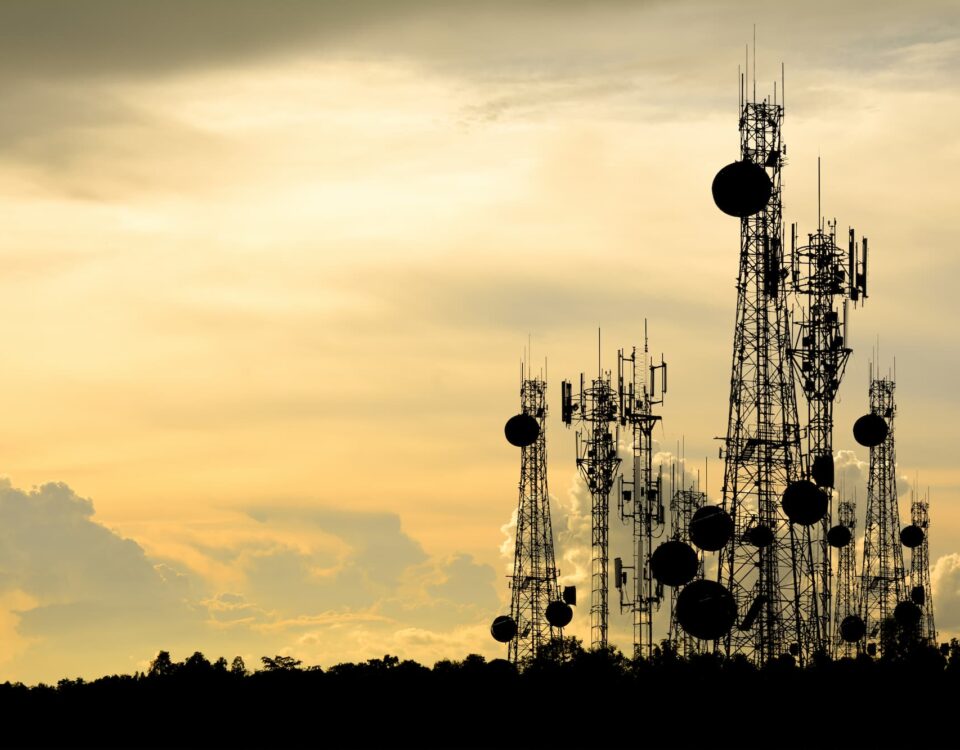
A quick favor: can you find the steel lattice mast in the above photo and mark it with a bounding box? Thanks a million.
[716,79,816,664]
[832,499,859,657]
[909,494,937,644]
[563,355,620,650]
[859,376,905,655]
[507,375,562,663]
[669,482,705,657]
[789,218,867,654]
[616,333,667,658]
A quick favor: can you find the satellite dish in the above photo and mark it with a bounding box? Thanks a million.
[811,455,834,488]
[911,585,926,606]
[545,601,573,628]
[689,506,734,551]
[827,525,852,549]
[711,160,773,217]
[839,614,866,643]
[650,540,699,587]
[781,480,828,526]
[900,524,924,549]
[490,615,518,643]
[746,524,774,548]
[894,600,922,628]
[675,579,737,641]
[504,414,540,447]
[853,413,888,447]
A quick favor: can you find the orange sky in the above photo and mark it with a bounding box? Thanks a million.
[0,0,958,682]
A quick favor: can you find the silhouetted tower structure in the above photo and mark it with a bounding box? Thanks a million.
[907,494,936,644]
[789,214,868,652]
[615,332,667,658]
[668,481,706,657]
[859,375,905,656]
[563,349,620,649]
[712,67,816,663]
[831,498,860,658]
[492,371,573,662]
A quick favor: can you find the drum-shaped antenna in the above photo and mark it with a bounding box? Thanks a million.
[711,160,773,217]
[689,506,734,551]
[504,414,540,447]
[545,601,573,628]
[490,615,518,643]
[782,480,828,526]
[853,413,888,447]
[650,540,699,587]
[675,579,737,641]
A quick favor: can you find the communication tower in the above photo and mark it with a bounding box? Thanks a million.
[905,493,936,645]
[858,375,906,656]
[789,213,868,653]
[563,343,621,649]
[711,62,818,663]
[831,498,860,657]
[667,477,706,657]
[615,330,667,658]
[491,369,573,662]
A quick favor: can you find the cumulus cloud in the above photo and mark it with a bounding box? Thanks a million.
[932,553,960,639]
[0,480,503,682]
[0,479,206,680]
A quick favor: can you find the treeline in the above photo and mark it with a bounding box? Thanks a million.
[2,639,959,747]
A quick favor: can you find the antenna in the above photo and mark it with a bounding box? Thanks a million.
[495,362,566,661]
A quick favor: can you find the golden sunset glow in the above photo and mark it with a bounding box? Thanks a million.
[0,0,958,683]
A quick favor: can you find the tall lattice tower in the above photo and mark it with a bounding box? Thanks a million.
[858,375,905,655]
[563,354,620,649]
[789,216,868,653]
[906,494,936,644]
[668,479,706,657]
[491,371,572,662]
[615,332,667,658]
[712,67,816,663]
[831,498,860,657]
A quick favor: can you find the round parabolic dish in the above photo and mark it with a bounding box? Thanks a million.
[894,601,922,628]
[689,506,734,551]
[827,525,852,549]
[781,480,828,526]
[545,601,574,628]
[675,579,737,641]
[747,524,775,548]
[504,414,540,447]
[711,160,773,217]
[650,540,699,587]
[490,615,518,643]
[900,524,924,549]
[853,413,888,448]
[839,615,866,643]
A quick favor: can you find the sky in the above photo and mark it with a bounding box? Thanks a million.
[1,0,959,683]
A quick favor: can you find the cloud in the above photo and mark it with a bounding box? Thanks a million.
[932,553,960,639]
[0,481,504,682]
[0,479,206,679]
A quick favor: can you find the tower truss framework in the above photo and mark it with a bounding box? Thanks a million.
[669,482,706,657]
[717,84,817,664]
[789,219,867,653]
[832,499,859,658]
[563,369,620,649]
[507,376,563,663]
[909,495,936,645]
[859,376,905,656]
[616,337,666,659]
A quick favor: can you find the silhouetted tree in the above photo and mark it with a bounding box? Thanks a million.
[260,655,302,672]
[148,650,176,677]
[230,655,247,676]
